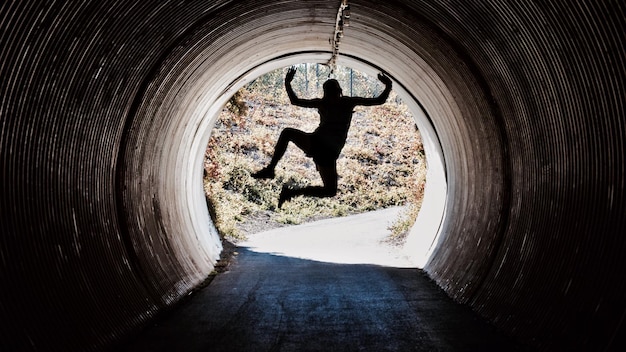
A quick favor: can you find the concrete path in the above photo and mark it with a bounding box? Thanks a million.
[119,208,526,351]
[241,206,415,267]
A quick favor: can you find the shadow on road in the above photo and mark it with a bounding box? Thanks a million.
[118,248,528,351]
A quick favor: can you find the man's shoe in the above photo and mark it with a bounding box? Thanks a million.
[278,185,294,208]
[252,167,275,179]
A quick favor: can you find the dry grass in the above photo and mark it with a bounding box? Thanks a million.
[204,67,426,243]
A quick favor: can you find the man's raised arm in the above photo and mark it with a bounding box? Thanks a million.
[352,73,393,106]
[285,67,318,108]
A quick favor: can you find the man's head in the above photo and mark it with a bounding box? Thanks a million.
[323,79,342,98]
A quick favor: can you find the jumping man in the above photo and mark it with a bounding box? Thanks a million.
[252,66,392,207]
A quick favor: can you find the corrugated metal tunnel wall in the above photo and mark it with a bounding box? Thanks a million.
[0,1,624,351]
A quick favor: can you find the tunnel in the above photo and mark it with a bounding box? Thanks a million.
[1,1,624,351]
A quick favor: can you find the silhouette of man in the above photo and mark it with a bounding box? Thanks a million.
[253,66,392,208]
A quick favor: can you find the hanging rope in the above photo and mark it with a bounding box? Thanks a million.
[327,0,350,76]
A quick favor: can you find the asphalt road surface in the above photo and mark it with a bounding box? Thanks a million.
[119,207,526,351]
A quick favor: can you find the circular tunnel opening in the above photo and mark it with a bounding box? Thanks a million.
[201,60,446,268]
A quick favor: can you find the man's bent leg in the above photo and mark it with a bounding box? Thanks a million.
[269,128,312,168]
[253,128,312,179]
[278,163,338,207]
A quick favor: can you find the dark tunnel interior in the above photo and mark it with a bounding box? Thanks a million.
[1,1,625,351]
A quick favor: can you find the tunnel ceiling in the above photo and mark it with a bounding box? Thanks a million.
[1,1,625,351]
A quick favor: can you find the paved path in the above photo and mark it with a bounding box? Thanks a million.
[119,208,526,351]
[240,206,415,267]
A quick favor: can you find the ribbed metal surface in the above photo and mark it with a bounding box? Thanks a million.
[462,3,626,350]
[0,0,624,351]
[0,1,224,350]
